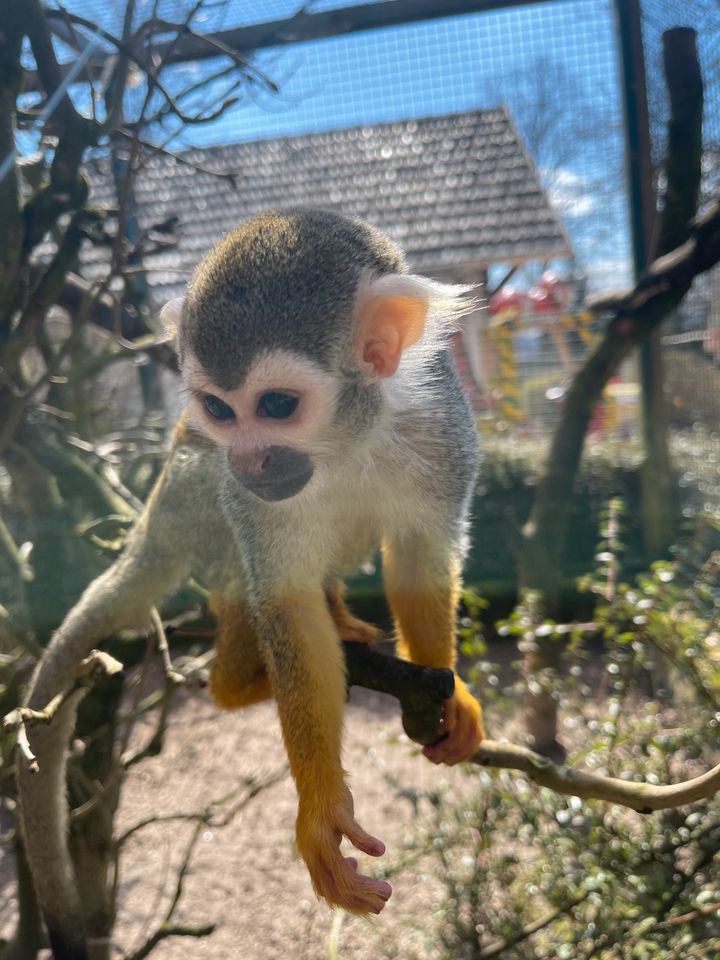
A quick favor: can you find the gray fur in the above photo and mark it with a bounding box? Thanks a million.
[182,208,405,389]
[18,210,480,948]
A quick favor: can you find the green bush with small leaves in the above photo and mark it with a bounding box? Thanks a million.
[382,509,720,960]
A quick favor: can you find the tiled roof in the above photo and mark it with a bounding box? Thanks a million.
[86,107,571,301]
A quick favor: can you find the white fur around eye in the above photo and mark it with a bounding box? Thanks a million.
[244,351,334,392]
[182,348,340,454]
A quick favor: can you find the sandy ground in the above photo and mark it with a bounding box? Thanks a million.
[0,679,481,960]
[118,691,469,960]
[114,685,473,960]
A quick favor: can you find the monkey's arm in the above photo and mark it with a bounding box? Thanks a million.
[382,533,483,765]
[255,589,392,915]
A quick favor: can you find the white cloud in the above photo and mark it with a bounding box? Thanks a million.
[584,257,632,294]
[543,168,596,217]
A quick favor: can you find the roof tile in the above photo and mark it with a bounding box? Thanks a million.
[86,106,571,299]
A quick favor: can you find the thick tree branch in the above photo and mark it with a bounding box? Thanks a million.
[471,741,720,814]
[3,650,123,772]
[521,27,707,597]
[343,643,720,814]
[652,27,704,257]
[10,640,720,814]
[344,640,453,744]
[21,0,81,125]
[588,199,720,317]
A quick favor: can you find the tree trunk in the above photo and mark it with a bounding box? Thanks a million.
[518,26,704,755]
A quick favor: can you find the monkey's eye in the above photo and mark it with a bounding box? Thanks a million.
[203,394,235,422]
[256,391,299,420]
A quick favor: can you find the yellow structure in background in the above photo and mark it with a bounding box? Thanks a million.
[486,288,525,425]
[480,290,638,437]
[487,320,523,424]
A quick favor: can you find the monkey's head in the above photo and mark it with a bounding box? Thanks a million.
[162,208,467,502]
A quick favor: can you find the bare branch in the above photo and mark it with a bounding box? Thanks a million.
[119,764,286,960]
[478,890,591,959]
[114,121,237,189]
[150,608,186,688]
[471,741,720,814]
[22,0,83,125]
[147,18,279,92]
[587,198,720,317]
[3,650,123,772]
[344,642,720,815]
[123,922,215,960]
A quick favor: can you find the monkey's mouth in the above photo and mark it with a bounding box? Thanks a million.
[229,445,315,502]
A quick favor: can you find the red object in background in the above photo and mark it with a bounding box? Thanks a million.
[528,270,572,315]
[489,287,525,322]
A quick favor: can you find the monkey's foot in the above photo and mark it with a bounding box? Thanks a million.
[423,677,483,765]
[296,787,392,915]
[325,583,381,644]
[209,666,273,710]
[332,611,381,645]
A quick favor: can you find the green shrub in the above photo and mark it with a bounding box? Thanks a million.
[381,514,720,959]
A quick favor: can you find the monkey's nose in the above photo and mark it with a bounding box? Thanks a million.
[228,445,314,501]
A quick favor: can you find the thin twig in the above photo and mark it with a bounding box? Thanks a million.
[478,890,591,959]
[3,651,123,772]
[471,740,720,813]
[123,922,215,960]
[151,608,188,687]
[115,127,238,185]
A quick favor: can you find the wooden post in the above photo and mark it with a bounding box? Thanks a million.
[614,0,675,555]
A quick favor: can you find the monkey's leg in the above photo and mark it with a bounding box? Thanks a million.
[257,589,392,915]
[207,579,379,709]
[208,592,272,708]
[324,578,380,644]
[382,537,483,765]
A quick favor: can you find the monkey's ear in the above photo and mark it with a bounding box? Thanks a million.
[354,277,428,378]
[159,298,184,341]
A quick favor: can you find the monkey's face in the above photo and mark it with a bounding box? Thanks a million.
[182,349,340,502]
[163,210,462,503]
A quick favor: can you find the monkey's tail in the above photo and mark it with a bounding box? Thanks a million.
[18,551,190,959]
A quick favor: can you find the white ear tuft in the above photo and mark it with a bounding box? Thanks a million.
[354,274,479,381]
[159,298,184,340]
[357,274,478,333]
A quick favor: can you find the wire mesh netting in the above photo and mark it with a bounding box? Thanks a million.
[31,1,720,473]
[640,0,720,509]
[48,0,631,436]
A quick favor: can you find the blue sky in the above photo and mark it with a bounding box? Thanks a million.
[39,0,633,291]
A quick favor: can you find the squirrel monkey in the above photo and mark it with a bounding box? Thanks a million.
[160,208,484,915]
[18,209,482,942]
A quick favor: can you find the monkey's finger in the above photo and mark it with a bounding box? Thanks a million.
[314,853,392,914]
[424,726,477,764]
[425,716,482,764]
[423,688,483,764]
[343,868,393,911]
[357,873,393,905]
[340,817,386,857]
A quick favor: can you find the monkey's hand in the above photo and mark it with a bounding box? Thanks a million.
[296,785,392,915]
[423,677,483,765]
